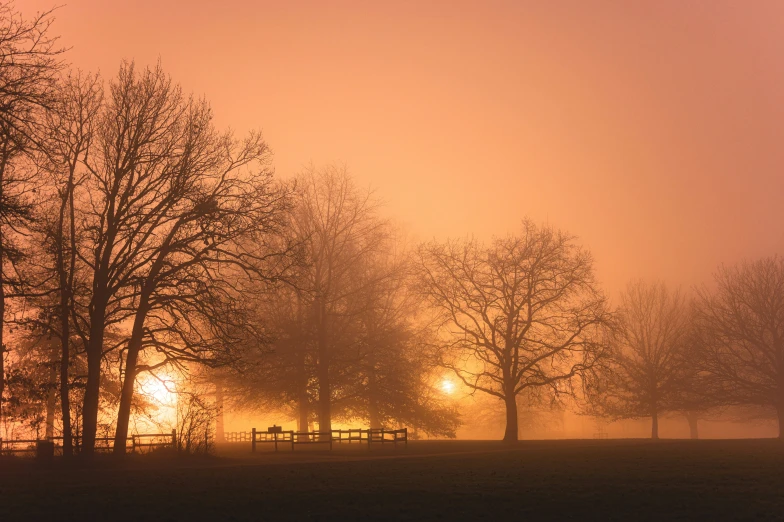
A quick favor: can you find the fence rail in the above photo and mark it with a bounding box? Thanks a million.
[3,427,406,456]
[251,428,408,452]
[224,431,254,443]
[0,439,39,455]
[0,430,177,457]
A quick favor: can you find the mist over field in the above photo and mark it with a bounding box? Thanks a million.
[1,2,783,521]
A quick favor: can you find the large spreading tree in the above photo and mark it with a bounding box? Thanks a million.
[417,219,609,442]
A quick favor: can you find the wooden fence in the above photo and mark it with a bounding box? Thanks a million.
[0,430,177,456]
[131,431,178,453]
[3,427,407,456]
[251,427,408,452]
[223,431,254,443]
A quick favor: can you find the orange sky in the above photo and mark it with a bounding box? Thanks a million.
[21,0,784,297]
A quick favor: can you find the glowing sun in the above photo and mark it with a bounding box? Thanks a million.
[440,379,456,395]
[138,373,177,406]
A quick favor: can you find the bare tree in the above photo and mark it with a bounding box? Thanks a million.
[109,115,289,453]
[0,1,64,428]
[36,61,282,456]
[417,219,609,442]
[226,283,315,431]
[693,256,784,441]
[350,234,459,435]
[71,61,181,456]
[224,223,461,436]
[48,60,290,455]
[27,70,101,457]
[587,281,691,439]
[288,165,388,434]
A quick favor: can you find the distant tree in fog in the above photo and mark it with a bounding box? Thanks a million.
[587,281,694,439]
[287,165,388,434]
[417,219,609,442]
[225,177,459,437]
[1,335,56,438]
[218,282,315,431]
[693,257,784,441]
[347,235,459,436]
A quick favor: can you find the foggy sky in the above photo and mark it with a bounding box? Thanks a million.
[22,0,784,297]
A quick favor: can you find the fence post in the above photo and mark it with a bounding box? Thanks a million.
[251,428,256,453]
[171,429,177,452]
[404,427,408,447]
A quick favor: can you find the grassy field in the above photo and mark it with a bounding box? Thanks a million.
[1,439,782,521]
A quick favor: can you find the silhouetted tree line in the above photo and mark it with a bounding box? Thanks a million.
[1,4,783,456]
[586,261,784,441]
[0,5,457,456]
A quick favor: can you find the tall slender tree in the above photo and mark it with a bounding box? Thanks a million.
[29,71,102,456]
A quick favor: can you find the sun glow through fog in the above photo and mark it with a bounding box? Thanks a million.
[138,373,177,407]
[441,379,456,395]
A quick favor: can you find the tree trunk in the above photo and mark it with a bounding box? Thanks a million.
[316,296,331,435]
[295,295,309,433]
[115,230,179,454]
[686,411,699,440]
[298,400,308,432]
[651,408,659,440]
[503,394,519,443]
[215,384,225,443]
[56,183,74,457]
[296,340,309,432]
[297,371,309,433]
[81,296,109,458]
[114,299,150,455]
[0,148,6,435]
[113,343,140,455]
[81,345,102,457]
[367,350,380,429]
[45,341,58,439]
[58,311,72,457]
[368,376,380,429]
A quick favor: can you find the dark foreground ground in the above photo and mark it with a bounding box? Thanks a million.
[1,439,783,521]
